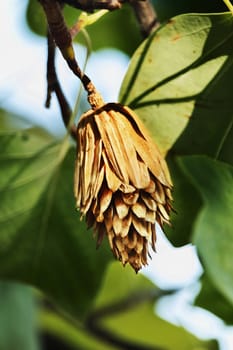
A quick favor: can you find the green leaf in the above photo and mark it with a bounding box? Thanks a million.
[26,262,218,350]
[40,262,218,349]
[119,13,233,156]
[26,0,47,37]
[78,4,141,54]
[119,13,233,246]
[165,156,202,246]
[179,156,233,307]
[90,262,218,350]
[26,0,82,37]
[196,274,233,325]
[0,282,39,350]
[0,110,112,319]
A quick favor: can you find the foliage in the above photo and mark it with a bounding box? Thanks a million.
[1,0,233,349]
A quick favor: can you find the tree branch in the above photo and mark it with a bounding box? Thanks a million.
[130,0,159,38]
[45,30,77,139]
[40,0,104,109]
[60,0,122,11]
[40,0,159,139]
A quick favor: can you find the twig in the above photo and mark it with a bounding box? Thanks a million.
[40,0,159,138]
[45,30,76,139]
[62,0,122,11]
[130,0,159,37]
[39,0,104,110]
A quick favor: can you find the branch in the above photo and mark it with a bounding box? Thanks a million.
[39,0,104,109]
[60,0,122,11]
[40,0,159,138]
[130,0,159,37]
[45,30,77,139]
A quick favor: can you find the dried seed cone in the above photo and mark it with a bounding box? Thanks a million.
[74,103,173,272]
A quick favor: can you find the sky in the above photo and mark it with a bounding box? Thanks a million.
[1,1,233,349]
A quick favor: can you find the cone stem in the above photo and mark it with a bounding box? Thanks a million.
[39,0,104,109]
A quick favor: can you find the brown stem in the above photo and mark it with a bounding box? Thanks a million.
[45,30,77,139]
[45,31,56,109]
[62,0,122,11]
[39,0,104,109]
[130,0,159,37]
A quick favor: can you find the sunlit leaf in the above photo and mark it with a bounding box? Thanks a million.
[0,110,112,319]
[39,262,218,349]
[119,13,233,247]
[179,156,233,307]
[91,262,218,350]
[120,13,233,156]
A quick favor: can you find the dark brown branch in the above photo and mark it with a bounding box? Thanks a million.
[59,0,122,11]
[39,0,104,109]
[45,30,58,108]
[40,0,159,137]
[45,30,77,139]
[130,0,159,37]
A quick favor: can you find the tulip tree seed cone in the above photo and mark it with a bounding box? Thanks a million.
[74,102,173,272]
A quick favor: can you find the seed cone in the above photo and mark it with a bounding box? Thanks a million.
[74,102,172,272]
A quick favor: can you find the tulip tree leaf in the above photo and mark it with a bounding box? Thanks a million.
[40,262,218,349]
[0,282,39,350]
[89,262,218,350]
[0,110,112,319]
[179,156,233,307]
[77,4,140,54]
[119,13,233,247]
[196,274,233,325]
[119,12,233,156]
[165,156,202,246]
[26,0,47,36]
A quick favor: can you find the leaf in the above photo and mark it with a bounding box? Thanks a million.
[89,262,218,350]
[26,0,47,36]
[165,156,202,246]
[0,282,39,350]
[0,109,31,130]
[119,13,233,247]
[119,13,233,156]
[196,274,233,325]
[26,0,141,55]
[179,156,233,307]
[40,262,218,349]
[79,5,141,54]
[0,110,112,319]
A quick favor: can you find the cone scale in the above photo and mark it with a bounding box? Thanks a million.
[74,102,172,272]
